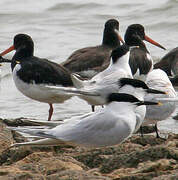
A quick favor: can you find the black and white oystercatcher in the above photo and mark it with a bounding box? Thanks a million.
[0,34,74,121]
[61,19,124,78]
[124,24,166,80]
[123,24,176,137]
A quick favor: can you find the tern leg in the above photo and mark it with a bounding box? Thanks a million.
[91,105,95,112]
[155,123,160,138]
[48,103,53,121]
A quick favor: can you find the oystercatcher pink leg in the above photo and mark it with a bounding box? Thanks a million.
[48,103,53,121]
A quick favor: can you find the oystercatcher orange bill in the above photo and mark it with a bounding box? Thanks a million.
[0,45,15,56]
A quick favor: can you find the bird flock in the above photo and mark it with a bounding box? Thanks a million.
[0,19,177,148]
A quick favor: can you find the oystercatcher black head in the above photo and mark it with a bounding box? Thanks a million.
[14,34,34,56]
[125,24,166,50]
[0,34,35,70]
[61,19,124,78]
[1,34,34,58]
[0,33,73,121]
[124,24,166,76]
[102,19,124,48]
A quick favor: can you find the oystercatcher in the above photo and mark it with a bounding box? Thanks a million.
[0,34,74,121]
[61,19,124,78]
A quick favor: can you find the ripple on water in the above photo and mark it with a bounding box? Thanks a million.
[48,2,105,11]
[0,0,177,133]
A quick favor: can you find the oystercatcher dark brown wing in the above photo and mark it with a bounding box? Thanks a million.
[124,24,166,77]
[61,19,124,78]
[154,47,178,76]
[0,34,73,121]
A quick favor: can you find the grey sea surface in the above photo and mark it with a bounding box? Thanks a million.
[0,0,178,133]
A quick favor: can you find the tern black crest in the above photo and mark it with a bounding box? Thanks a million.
[107,93,140,103]
[119,78,148,89]
[107,93,159,106]
[111,44,129,63]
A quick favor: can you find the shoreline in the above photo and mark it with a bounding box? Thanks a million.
[0,118,178,180]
